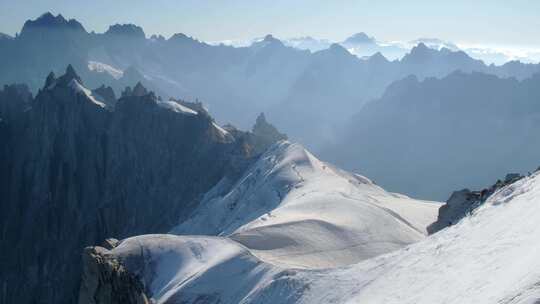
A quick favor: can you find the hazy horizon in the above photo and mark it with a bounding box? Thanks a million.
[1,0,540,50]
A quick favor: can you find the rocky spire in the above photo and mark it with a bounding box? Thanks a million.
[252,112,287,143]
[120,82,154,99]
[132,82,148,97]
[65,64,78,79]
[57,64,83,86]
[44,71,56,88]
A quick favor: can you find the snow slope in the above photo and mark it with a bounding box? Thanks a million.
[107,235,280,304]
[105,169,540,304]
[172,141,439,269]
[69,79,106,108]
[285,171,540,304]
[157,99,198,115]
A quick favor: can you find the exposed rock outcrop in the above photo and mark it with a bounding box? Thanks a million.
[251,112,288,153]
[428,172,526,234]
[79,246,149,304]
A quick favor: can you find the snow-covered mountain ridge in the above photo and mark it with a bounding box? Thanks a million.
[80,141,441,303]
[82,169,540,304]
[172,141,439,269]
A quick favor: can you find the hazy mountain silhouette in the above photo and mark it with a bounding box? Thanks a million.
[1,13,540,151]
[322,71,540,200]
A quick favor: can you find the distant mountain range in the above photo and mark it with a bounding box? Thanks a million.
[2,13,539,138]
[322,71,540,199]
[282,34,540,65]
[217,32,540,65]
[2,12,540,200]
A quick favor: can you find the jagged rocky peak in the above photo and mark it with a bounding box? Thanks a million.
[21,12,86,35]
[44,71,56,88]
[253,112,287,140]
[62,64,83,84]
[120,82,156,101]
[105,23,146,39]
[132,82,148,97]
[249,113,287,153]
[38,65,111,109]
[44,64,83,89]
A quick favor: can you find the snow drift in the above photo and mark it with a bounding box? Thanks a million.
[290,171,540,304]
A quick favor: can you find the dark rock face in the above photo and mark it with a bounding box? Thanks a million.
[251,113,288,152]
[79,246,149,304]
[0,67,278,303]
[428,172,525,234]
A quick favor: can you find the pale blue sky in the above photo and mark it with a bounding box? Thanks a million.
[1,0,539,47]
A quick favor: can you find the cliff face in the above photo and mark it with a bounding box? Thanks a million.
[0,67,275,303]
